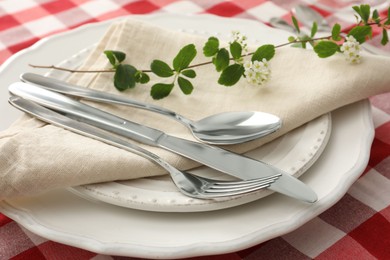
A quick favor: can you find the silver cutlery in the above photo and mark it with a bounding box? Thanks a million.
[20,72,282,145]
[9,95,281,199]
[269,17,297,34]
[292,4,330,32]
[9,82,318,203]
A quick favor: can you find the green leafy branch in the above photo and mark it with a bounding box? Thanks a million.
[298,4,390,58]
[149,44,197,99]
[30,4,390,100]
[354,4,390,45]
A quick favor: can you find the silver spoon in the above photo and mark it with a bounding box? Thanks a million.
[20,72,282,145]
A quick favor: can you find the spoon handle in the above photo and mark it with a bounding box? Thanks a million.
[20,72,193,125]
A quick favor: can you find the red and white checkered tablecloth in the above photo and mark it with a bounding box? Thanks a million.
[1,1,389,259]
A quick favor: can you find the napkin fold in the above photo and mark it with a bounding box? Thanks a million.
[1,18,390,199]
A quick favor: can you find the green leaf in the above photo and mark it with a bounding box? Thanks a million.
[388,6,390,19]
[359,4,370,24]
[230,41,242,60]
[114,64,137,91]
[177,77,194,95]
[114,51,126,63]
[352,5,362,18]
[381,28,389,46]
[135,71,150,84]
[150,83,174,100]
[150,60,174,77]
[104,50,126,66]
[218,64,244,86]
[348,25,372,44]
[251,44,275,62]
[203,37,219,57]
[331,23,342,41]
[311,22,318,38]
[372,9,380,23]
[104,51,116,66]
[313,41,340,58]
[288,36,296,42]
[213,48,229,72]
[353,14,360,23]
[291,16,300,33]
[173,44,197,72]
[388,6,390,20]
[181,69,196,78]
[385,7,390,25]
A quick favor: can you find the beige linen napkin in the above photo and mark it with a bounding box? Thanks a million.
[1,18,390,199]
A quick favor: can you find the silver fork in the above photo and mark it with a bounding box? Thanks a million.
[9,96,281,199]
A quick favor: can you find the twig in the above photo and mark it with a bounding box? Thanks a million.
[29,64,115,73]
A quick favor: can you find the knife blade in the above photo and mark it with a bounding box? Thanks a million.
[9,82,317,202]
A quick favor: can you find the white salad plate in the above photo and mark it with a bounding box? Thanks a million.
[0,14,374,258]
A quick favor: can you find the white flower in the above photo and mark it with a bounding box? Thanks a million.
[244,59,271,86]
[243,60,252,70]
[340,35,361,64]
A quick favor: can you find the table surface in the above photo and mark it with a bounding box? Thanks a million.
[1,1,389,259]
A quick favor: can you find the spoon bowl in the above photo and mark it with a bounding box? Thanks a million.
[190,111,281,144]
[21,72,282,145]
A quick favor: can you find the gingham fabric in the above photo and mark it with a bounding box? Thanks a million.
[0,0,389,259]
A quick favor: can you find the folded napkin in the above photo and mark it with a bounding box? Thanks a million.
[1,18,390,199]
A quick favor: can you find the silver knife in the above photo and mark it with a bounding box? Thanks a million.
[9,82,317,202]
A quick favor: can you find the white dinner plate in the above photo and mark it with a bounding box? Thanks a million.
[0,14,374,259]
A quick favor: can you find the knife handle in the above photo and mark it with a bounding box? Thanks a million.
[9,82,164,146]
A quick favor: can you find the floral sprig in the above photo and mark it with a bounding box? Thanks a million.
[30,4,390,100]
[340,36,362,63]
[243,59,271,86]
